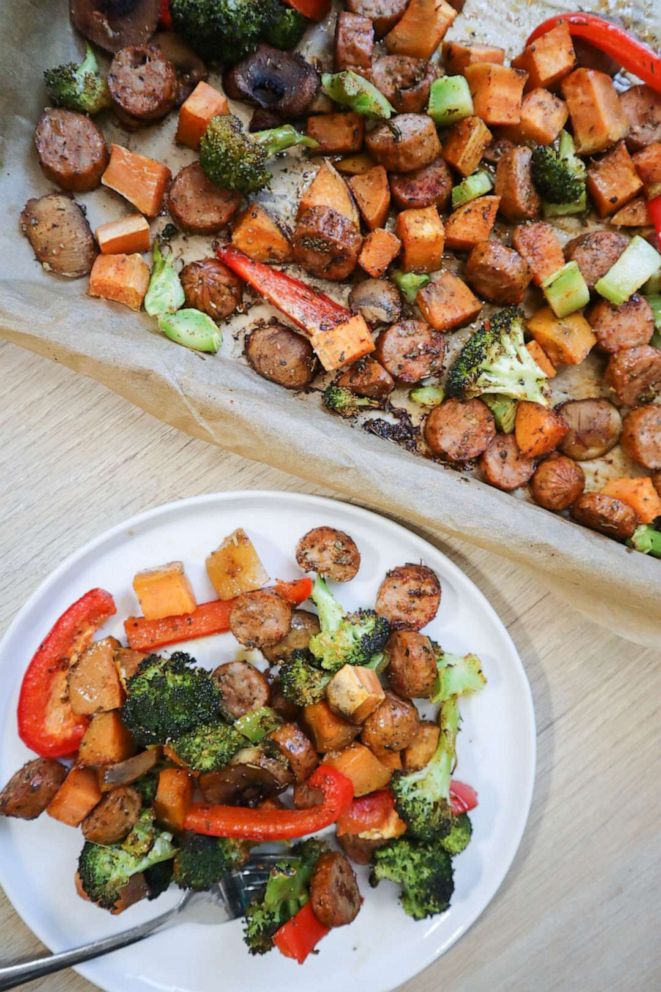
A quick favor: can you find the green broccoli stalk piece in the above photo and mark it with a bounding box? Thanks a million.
[440,813,473,856]
[323,384,382,418]
[431,651,486,704]
[278,649,331,706]
[170,0,268,63]
[370,836,455,920]
[322,70,395,119]
[44,43,111,115]
[234,706,283,744]
[446,307,550,405]
[309,575,391,672]
[145,242,185,318]
[262,0,308,49]
[173,834,250,891]
[532,138,586,204]
[628,523,661,558]
[121,652,222,746]
[168,721,246,772]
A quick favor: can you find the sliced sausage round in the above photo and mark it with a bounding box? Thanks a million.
[108,45,177,124]
[245,323,316,390]
[268,723,318,783]
[620,85,661,151]
[389,157,453,211]
[376,563,441,631]
[292,206,362,281]
[570,493,638,540]
[564,231,629,291]
[361,690,419,751]
[168,162,242,234]
[530,455,586,511]
[558,399,622,460]
[296,526,361,582]
[70,0,161,54]
[375,320,445,383]
[262,610,321,664]
[0,759,67,820]
[337,356,396,398]
[349,279,402,326]
[480,434,536,491]
[588,295,654,354]
[386,630,437,699]
[310,851,362,927]
[371,56,437,114]
[605,346,661,407]
[337,833,387,864]
[366,114,442,173]
[424,398,496,462]
[495,146,541,222]
[465,242,532,305]
[34,109,108,192]
[181,258,243,321]
[212,660,271,718]
[229,591,292,650]
[345,0,409,37]
[620,405,661,470]
[292,781,324,808]
[21,193,97,279]
[82,786,142,844]
[335,12,374,71]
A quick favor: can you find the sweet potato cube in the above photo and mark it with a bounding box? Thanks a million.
[464,63,528,126]
[610,198,650,227]
[299,161,359,225]
[102,144,171,218]
[326,665,385,723]
[502,88,568,145]
[311,314,375,371]
[206,528,269,600]
[587,142,644,217]
[78,711,136,767]
[306,112,365,154]
[69,638,125,716]
[47,767,101,826]
[512,23,576,90]
[444,195,500,251]
[176,81,229,149]
[561,69,628,155]
[96,214,151,255]
[302,701,360,752]
[384,0,457,60]
[515,401,569,458]
[396,205,444,273]
[632,143,661,195]
[88,253,150,311]
[527,307,596,366]
[359,228,401,277]
[324,743,392,796]
[602,477,661,523]
[512,222,565,286]
[369,745,402,772]
[154,768,194,831]
[417,270,482,330]
[442,116,492,177]
[133,561,197,620]
[336,153,376,175]
[231,204,291,264]
[443,41,505,74]
[403,722,440,771]
[348,165,391,230]
[526,340,556,378]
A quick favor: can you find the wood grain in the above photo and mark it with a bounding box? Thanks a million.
[0,342,658,992]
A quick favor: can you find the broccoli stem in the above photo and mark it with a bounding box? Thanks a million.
[427,76,474,126]
[145,242,185,318]
[322,70,395,119]
[311,574,344,633]
[252,125,319,157]
[392,270,430,304]
[628,524,661,558]
[158,309,222,354]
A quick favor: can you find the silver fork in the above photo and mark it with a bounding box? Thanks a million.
[0,855,281,991]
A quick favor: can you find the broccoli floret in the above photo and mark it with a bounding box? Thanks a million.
[446,307,549,405]
[133,769,160,807]
[173,833,250,891]
[278,649,330,706]
[431,651,486,704]
[370,836,454,920]
[121,652,221,746]
[308,574,391,672]
[441,813,472,855]
[44,43,111,115]
[169,721,246,772]
[122,809,159,858]
[170,0,267,63]
[144,859,174,900]
[78,819,176,911]
[323,384,382,418]
[234,706,283,743]
[262,0,308,49]
[628,522,661,558]
[531,135,586,204]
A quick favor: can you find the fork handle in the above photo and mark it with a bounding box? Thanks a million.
[0,906,177,991]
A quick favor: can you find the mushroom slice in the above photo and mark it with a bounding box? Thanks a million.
[20,193,97,279]
[224,44,320,119]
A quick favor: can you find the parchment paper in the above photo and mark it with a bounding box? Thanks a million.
[1,0,659,646]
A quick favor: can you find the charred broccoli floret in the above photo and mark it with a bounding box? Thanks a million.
[170,0,267,63]
[168,721,245,772]
[144,859,175,900]
[446,307,549,405]
[43,43,111,115]
[323,384,382,418]
[173,834,250,891]
[309,574,391,672]
[278,649,330,706]
[262,0,308,49]
[370,836,455,920]
[431,651,486,704]
[441,813,473,856]
[121,652,221,746]
[532,130,587,206]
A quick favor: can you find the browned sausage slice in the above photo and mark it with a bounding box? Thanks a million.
[480,434,536,491]
[168,162,242,234]
[108,45,177,124]
[229,590,293,649]
[366,114,442,173]
[564,231,629,291]
[245,324,316,390]
[337,833,388,864]
[337,356,396,398]
[212,660,271,718]
[292,206,362,281]
[361,690,419,750]
[346,0,409,37]
[310,851,362,927]
[70,0,161,54]
[465,242,532,304]
[268,723,318,783]
[335,12,374,71]
[262,610,321,664]
[605,346,661,407]
[371,56,437,114]
[0,759,67,820]
[570,493,637,540]
[181,258,243,321]
[620,405,661,469]
[558,399,622,460]
[389,157,453,210]
[82,786,142,844]
[385,630,437,698]
[376,563,441,630]
[619,85,661,151]
[375,320,445,383]
[296,526,361,582]
[424,398,496,462]
[530,455,585,511]
[588,295,654,353]
[495,146,541,222]
[21,194,97,279]
[34,109,108,192]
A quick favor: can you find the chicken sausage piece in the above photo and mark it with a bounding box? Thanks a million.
[558,399,622,460]
[530,455,585,511]
[21,193,97,279]
[268,723,318,783]
[465,242,532,305]
[229,591,292,649]
[296,527,361,582]
[620,405,661,470]
[425,398,496,462]
[495,146,541,222]
[389,158,453,211]
[375,320,445,383]
[570,493,637,540]
[605,346,661,407]
[480,434,536,491]
[588,295,654,354]
[212,660,271,718]
[310,852,362,928]
[386,630,437,699]
[345,0,409,37]
[361,691,420,750]
[0,759,67,820]
[564,231,629,291]
[371,56,437,114]
[337,356,396,399]
[82,786,142,844]
[245,324,316,390]
[262,610,321,664]
[168,162,242,234]
[620,85,661,151]
[34,109,108,193]
[337,833,388,865]
[366,114,442,173]
[292,206,362,281]
[108,45,177,123]
[181,258,243,321]
[376,564,441,631]
[335,12,374,71]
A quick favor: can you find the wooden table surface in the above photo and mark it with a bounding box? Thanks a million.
[0,341,658,992]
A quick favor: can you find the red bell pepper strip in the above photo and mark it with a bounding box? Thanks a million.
[284,0,331,21]
[216,246,349,336]
[526,14,661,93]
[449,779,479,815]
[184,764,354,841]
[17,588,117,759]
[648,195,661,251]
[124,578,312,652]
[159,0,172,30]
[273,902,329,964]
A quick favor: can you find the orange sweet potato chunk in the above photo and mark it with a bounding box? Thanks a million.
[88,253,150,311]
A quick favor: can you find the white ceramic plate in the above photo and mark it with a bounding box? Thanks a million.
[0,491,535,992]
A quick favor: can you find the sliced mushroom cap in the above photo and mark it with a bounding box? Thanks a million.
[224,45,320,119]
[198,748,294,806]
[70,0,161,53]
[20,193,97,279]
[349,279,403,326]
[152,30,208,105]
